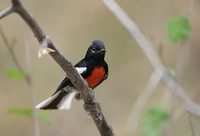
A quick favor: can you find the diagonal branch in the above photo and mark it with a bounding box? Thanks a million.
[0,6,14,19]
[0,0,114,136]
[0,26,25,76]
[101,0,200,117]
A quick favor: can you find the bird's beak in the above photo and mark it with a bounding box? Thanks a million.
[99,49,106,53]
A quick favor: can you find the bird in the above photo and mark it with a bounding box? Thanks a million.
[36,40,108,110]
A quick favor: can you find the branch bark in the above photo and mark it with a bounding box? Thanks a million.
[0,0,114,136]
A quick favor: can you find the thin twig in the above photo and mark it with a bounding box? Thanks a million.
[101,0,200,117]
[126,69,162,134]
[0,6,14,19]
[0,26,25,76]
[171,80,200,127]
[0,25,40,136]
[166,0,194,134]
[21,21,40,136]
[188,0,194,17]
[188,113,196,136]
[0,0,114,135]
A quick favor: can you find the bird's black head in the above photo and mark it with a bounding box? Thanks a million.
[85,40,106,60]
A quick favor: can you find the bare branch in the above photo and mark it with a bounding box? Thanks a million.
[0,0,114,135]
[188,113,196,136]
[101,0,200,117]
[0,26,25,76]
[188,0,194,17]
[127,69,162,134]
[0,6,14,19]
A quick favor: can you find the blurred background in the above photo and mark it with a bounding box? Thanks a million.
[0,0,200,136]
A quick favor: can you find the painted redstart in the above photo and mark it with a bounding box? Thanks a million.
[36,40,108,110]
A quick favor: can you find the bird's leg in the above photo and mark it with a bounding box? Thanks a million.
[88,88,95,98]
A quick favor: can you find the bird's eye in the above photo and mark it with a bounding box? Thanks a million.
[91,48,96,53]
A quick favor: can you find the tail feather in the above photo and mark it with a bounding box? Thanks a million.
[58,91,77,110]
[36,91,77,110]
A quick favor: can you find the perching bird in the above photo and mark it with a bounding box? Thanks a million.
[36,40,108,110]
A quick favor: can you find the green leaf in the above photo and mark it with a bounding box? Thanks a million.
[167,16,191,43]
[7,108,32,117]
[142,107,170,136]
[38,111,52,123]
[7,107,52,123]
[6,69,24,79]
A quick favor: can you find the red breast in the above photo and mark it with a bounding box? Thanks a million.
[85,67,105,88]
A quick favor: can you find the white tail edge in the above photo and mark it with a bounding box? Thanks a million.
[35,91,78,110]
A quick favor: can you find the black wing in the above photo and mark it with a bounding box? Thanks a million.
[52,58,87,95]
[74,58,87,68]
[53,77,71,95]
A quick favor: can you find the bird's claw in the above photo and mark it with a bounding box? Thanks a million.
[88,89,95,98]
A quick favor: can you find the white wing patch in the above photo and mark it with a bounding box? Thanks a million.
[76,67,87,74]
[58,67,86,84]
